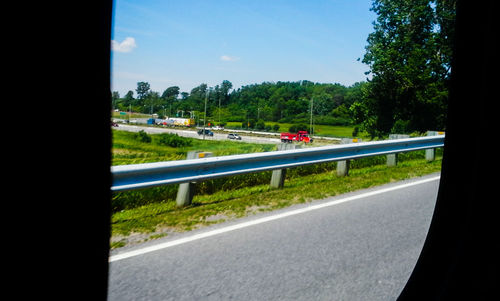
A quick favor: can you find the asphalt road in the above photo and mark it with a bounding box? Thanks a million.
[114,124,281,144]
[108,174,440,300]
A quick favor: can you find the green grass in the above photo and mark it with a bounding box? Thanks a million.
[112,129,276,165]
[111,152,442,248]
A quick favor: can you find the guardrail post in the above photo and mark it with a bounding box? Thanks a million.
[387,134,410,166]
[337,138,360,176]
[426,131,444,161]
[176,151,213,207]
[270,143,301,189]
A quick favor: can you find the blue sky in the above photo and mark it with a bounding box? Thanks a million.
[111,0,376,97]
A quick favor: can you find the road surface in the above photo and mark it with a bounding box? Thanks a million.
[108,174,440,300]
[114,124,281,144]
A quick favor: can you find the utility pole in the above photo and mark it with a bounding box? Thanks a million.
[310,97,314,135]
[203,90,208,140]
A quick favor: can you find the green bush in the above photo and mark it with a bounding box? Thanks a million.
[289,123,308,133]
[156,133,192,148]
[391,119,411,134]
[256,119,266,130]
[242,119,256,129]
[135,130,151,143]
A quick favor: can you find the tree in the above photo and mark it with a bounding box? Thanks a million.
[220,80,233,105]
[123,90,135,107]
[161,86,180,100]
[331,104,350,119]
[312,93,334,116]
[136,82,151,100]
[144,91,161,114]
[361,0,455,136]
[161,86,180,115]
[344,82,367,107]
[255,119,266,130]
[284,99,308,117]
[117,80,366,125]
[190,83,207,99]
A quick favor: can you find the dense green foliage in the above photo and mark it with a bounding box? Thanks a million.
[134,130,152,143]
[156,133,193,148]
[131,130,193,148]
[112,80,367,129]
[358,0,455,137]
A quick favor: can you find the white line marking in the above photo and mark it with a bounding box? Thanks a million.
[109,175,440,262]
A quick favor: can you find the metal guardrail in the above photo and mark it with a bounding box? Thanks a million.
[111,135,444,191]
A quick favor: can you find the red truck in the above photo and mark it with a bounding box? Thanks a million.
[280,130,313,143]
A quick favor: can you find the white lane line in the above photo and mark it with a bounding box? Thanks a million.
[109,175,440,262]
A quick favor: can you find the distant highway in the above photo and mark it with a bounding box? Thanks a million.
[108,174,440,300]
[114,124,281,144]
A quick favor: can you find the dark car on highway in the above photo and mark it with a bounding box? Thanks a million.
[227,133,242,140]
[197,129,214,136]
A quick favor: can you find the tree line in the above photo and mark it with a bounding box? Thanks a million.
[112,80,367,128]
[112,0,455,137]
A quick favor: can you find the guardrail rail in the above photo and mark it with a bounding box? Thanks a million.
[112,135,444,192]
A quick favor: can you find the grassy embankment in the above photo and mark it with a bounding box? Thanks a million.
[110,129,442,248]
[112,129,277,165]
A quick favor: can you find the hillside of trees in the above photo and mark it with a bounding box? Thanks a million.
[112,80,366,128]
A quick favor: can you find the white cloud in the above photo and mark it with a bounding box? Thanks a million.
[112,37,137,53]
[220,55,239,62]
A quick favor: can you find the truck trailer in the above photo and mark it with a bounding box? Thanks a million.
[280,131,313,143]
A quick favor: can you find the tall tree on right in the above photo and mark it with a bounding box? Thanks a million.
[360,0,456,137]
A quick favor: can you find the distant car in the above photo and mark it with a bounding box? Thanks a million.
[227,133,242,140]
[111,121,118,127]
[197,129,214,136]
